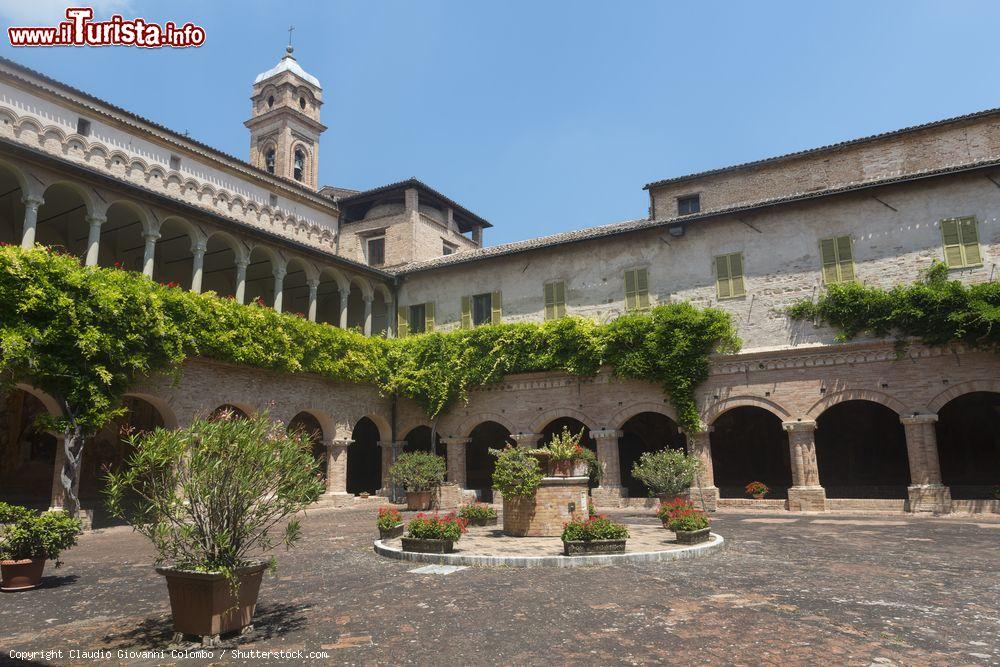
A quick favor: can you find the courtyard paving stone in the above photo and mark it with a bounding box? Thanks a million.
[2,507,998,665]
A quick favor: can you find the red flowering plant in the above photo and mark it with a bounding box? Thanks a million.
[657,498,710,532]
[406,512,467,541]
[745,481,770,499]
[376,506,403,531]
[561,515,629,542]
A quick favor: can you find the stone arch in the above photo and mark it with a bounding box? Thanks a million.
[618,411,685,495]
[245,244,281,307]
[610,401,679,431]
[153,216,199,289]
[397,418,433,440]
[466,420,514,502]
[355,412,392,441]
[202,230,244,298]
[704,395,791,426]
[96,200,150,271]
[35,180,95,258]
[281,256,314,317]
[14,383,63,418]
[530,408,597,435]
[316,266,348,325]
[935,391,1000,499]
[927,379,1000,414]
[347,416,382,495]
[0,159,29,245]
[121,392,177,429]
[288,410,331,480]
[1,385,62,506]
[290,142,311,184]
[456,412,517,438]
[806,389,910,420]
[209,403,253,420]
[711,405,792,499]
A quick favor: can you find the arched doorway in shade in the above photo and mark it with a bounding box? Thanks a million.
[347,417,381,495]
[210,404,249,421]
[288,411,327,481]
[0,388,59,507]
[815,400,909,498]
[80,396,165,501]
[710,406,792,499]
[936,392,1000,499]
[618,412,686,497]
[466,421,513,502]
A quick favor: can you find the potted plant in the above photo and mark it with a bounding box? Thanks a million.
[0,501,33,526]
[658,499,712,544]
[376,507,404,540]
[388,452,447,510]
[401,513,467,553]
[532,427,590,477]
[561,515,630,556]
[459,503,497,527]
[631,448,700,501]
[0,509,81,591]
[745,481,770,500]
[104,413,323,644]
[491,445,545,536]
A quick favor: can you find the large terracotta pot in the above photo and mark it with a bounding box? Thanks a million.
[548,460,588,477]
[0,557,46,591]
[156,562,266,639]
[406,490,432,511]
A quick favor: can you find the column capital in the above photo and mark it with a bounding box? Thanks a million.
[510,433,541,447]
[236,258,250,269]
[85,214,106,227]
[590,429,622,441]
[683,424,713,437]
[331,438,354,448]
[362,294,374,304]
[142,231,161,242]
[377,440,405,449]
[272,266,288,280]
[307,277,320,289]
[21,194,44,208]
[191,240,208,254]
[442,437,471,446]
[900,413,938,425]
[782,420,817,433]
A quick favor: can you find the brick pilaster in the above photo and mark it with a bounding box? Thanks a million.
[590,429,626,508]
[782,420,827,512]
[442,437,470,487]
[685,429,719,511]
[900,414,951,513]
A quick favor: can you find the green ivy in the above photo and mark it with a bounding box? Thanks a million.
[787,261,1000,350]
[0,245,741,466]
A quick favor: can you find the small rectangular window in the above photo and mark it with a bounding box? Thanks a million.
[819,236,855,284]
[677,194,700,215]
[269,194,278,207]
[715,252,745,299]
[940,217,982,268]
[624,268,650,311]
[169,155,181,171]
[76,118,91,136]
[367,237,385,266]
[544,281,566,320]
[408,303,426,334]
[472,293,492,326]
[442,241,457,256]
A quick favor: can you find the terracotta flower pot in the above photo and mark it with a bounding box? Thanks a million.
[406,490,432,511]
[0,557,46,591]
[548,460,588,477]
[156,562,267,639]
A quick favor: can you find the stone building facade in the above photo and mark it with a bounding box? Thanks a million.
[0,52,997,518]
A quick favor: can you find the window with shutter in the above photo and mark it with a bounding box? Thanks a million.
[491,291,502,324]
[461,296,472,329]
[544,281,566,320]
[715,253,745,299]
[624,269,649,311]
[425,302,435,333]
[470,293,493,327]
[408,303,426,334]
[941,217,982,268]
[397,305,408,338]
[819,236,855,284]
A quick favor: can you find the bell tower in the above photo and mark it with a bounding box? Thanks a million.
[245,45,326,190]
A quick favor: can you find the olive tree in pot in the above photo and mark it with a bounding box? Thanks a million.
[0,508,81,591]
[388,452,446,510]
[104,413,323,645]
[631,448,700,502]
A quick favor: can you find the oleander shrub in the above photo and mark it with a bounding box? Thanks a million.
[388,452,447,492]
[631,449,700,497]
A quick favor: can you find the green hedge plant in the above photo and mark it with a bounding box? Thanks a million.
[631,448,700,497]
[387,451,447,492]
[0,509,81,565]
[490,446,544,497]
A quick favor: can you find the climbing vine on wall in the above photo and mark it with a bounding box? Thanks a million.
[787,261,1000,349]
[0,246,741,463]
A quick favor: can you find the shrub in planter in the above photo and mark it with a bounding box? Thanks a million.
[401,513,467,553]
[459,503,497,526]
[104,413,323,642]
[0,501,33,525]
[376,507,404,540]
[745,481,770,499]
[561,516,629,555]
[531,427,591,477]
[490,446,544,498]
[631,449,700,499]
[0,509,81,591]
[658,499,712,545]
[388,452,447,510]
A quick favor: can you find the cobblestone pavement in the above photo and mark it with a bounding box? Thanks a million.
[3,507,999,666]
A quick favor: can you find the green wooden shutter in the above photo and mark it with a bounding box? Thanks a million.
[544,282,555,320]
[636,269,649,310]
[554,281,566,318]
[729,253,745,297]
[836,236,855,282]
[715,256,731,299]
[624,269,637,310]
[941,219,965,267]
[491,291,502,324]
[959,217,982,266]
[425,302,435,332]
[397,305,408,338]
[819,238,839,284]
[461,296,472,329]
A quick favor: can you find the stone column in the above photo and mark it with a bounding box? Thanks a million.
[685,429,719,511]
[377,440,404,498]
[590,429,626,508]
[141,231,159,277]
[782,420,827,512]
[307,279,319,322]
[272,266,287,313]
[900,413,951,513]
[324,438,352,506]
[234,259,249,304]
[19,195,43,249]
[339,291,349,329]
[190,240,207,293]
[84,214,106,267]
[363,295,373,336]
[510,433,541,449]
[442,437,469,488]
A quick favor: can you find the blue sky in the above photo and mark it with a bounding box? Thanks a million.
[1,1,999,245]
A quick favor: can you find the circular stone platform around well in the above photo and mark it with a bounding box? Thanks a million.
[373,523,724,568]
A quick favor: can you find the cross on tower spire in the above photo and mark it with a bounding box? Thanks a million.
[287,25,294,49]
